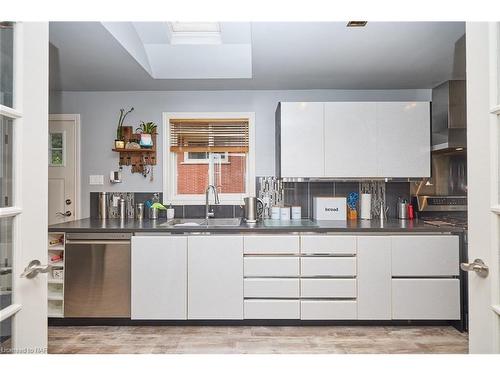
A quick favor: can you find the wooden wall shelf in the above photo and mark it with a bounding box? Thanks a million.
[113,129,157,174]
[112,148,155,153]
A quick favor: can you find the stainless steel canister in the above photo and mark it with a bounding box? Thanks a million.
[119,198,126,219]
[135,203,144,220]
[98,192,108,219]
[398,201,409,219]
[149,207,159,220]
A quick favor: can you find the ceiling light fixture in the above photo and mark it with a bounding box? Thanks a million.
[347,21,368,27]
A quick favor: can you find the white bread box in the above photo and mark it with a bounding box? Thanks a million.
[313,197,347,221]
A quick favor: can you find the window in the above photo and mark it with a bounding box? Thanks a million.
[163,113,255,204]
[183,152,228,164]
[49,132,65,166]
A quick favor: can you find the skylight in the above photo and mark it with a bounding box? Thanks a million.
[170,22,220,33]
[168,22,222,44]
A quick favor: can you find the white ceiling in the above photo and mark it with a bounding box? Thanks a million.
[49,21,466,91]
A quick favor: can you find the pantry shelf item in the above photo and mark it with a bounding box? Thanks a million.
[47,232,66,318]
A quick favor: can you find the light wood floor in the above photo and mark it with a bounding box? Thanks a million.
[48,325,468,354]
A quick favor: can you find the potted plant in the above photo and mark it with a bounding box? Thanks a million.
[136,121,157,149]
[115,107,134,149]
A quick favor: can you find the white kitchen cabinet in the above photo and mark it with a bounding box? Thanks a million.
[244,278,299,298]
[391,235,459,276]
[300,257,356,277]
[244,299,300,319]
[277,101,430,178]
[300,279,357,298]
[300,235,357,255]
[376,102,431,177]
[131,236,187,320]
[301,300,357,320]
[244,235,300,254]
[244,256,300,277]
[357,236,392,320]
[278,102,325,177]
[188,235,243,319]
[392,279,460,320]
[324,102,378,177]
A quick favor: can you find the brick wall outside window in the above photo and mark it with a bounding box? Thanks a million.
[176,152,246,194]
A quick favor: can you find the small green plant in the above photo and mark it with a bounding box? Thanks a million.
[116,107,134,140]
[136,121,157,135]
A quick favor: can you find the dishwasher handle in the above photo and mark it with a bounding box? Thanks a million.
[66,239,131,245]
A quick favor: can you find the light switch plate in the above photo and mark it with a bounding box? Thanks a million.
[89,175,104,185]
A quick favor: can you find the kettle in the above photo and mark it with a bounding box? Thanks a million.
[243,197,264,223]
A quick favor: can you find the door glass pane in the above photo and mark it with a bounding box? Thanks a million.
[0,317,12,354]
[0,116,13,207]
[49,132,64,166]
[0,22,14,108]
[0,217,13,333]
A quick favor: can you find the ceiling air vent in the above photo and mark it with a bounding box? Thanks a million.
[347,21,368,27]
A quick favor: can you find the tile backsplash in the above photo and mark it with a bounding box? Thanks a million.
[271,180,410,219]
[89,180,410,220]
[89,192,242,219]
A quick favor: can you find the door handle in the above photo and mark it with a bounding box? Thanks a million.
[460,258,489,278]
[20,260,52,279]
[56,211,72,217]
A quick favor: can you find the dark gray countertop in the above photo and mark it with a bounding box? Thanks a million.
[48,218,463,234]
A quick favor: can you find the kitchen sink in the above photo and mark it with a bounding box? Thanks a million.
[160,218,242,227]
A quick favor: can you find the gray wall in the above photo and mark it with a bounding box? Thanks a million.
[49,89,431,217]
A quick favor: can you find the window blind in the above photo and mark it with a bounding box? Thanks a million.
[169,118,249,152]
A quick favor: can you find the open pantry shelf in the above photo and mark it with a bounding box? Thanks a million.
[47,232,65,318]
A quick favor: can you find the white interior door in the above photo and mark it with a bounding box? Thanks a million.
[48,115,80,225]
[0,22,49,354]
[465,22,500,354]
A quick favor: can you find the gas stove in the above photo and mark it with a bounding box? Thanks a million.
[413,195,468,230]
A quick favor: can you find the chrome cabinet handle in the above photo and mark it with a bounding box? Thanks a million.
[20,260,52,279]
[460,258,489,278]
[56,211,72,217]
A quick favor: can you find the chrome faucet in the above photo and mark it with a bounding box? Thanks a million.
[205,184,220,221]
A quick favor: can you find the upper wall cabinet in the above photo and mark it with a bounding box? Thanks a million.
[276,101,430,178]
[376,102,430,178]
[324,102,378,178]
[276,102,325,178]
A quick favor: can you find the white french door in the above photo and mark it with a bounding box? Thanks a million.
[466,22,500,354]
[0,22,49,354]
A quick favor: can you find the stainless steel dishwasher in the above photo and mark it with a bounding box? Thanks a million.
[65,232,131,318]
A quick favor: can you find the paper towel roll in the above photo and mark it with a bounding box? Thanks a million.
[360,193,372,220]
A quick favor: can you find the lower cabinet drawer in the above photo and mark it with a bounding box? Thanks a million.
[244,257,299,277]
[301,257,356,277]
[244,299,300,319]
[244,278,299,298]
[301,279,357,298]
[301,300,357,320]
[392,279,460,320]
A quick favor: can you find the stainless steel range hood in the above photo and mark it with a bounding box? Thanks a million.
[431,80,467,152]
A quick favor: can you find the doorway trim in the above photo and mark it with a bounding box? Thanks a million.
[48,114,81,220]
